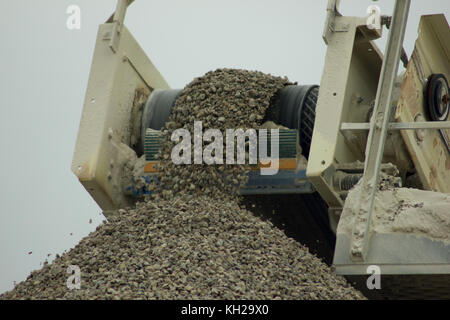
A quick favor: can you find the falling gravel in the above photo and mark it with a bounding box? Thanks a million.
[1,69,364,300]
[153,68,291,198]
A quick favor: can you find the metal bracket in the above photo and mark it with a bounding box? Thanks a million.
[349,0,411,262]
[341,121,450,131]
[109,0,134,53]
[323,0,343,44]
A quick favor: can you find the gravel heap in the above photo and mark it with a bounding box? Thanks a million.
[1,196,363,300]
[1,69,364,300]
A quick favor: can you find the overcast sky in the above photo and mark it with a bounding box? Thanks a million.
[0,0,448,294]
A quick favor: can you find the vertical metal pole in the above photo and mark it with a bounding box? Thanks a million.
[350,0,411,261]
[323,0,336,43]
[109,0,133,52]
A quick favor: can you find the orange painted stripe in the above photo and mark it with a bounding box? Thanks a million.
[144,161,159,173]
[144,158,297,173]
[253,158,297,170]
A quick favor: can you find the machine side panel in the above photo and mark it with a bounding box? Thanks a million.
[307,16,383,208]
[71,23,170,211]
[395,14,450,193]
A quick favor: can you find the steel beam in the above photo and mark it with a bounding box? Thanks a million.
[350,0,411,261]
[341,121,450,131]
[109,0,134,52]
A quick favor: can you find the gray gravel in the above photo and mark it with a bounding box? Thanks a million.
[1,196,363,300]
[153,68,291,199]
[1,69,364,300]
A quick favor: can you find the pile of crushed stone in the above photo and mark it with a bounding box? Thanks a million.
[1,196,363,300]
[1,69,364,300]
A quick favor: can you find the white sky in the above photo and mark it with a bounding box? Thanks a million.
[0,0,448,294]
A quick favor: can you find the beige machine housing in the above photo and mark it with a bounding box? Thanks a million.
[71,22,169,212]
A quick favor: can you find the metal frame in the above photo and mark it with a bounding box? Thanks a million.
[307,2,384,209]
[311,1,450,265]
[108,0,131,52]
[350,0,411,262]
[395,14,450,193]
[341,121,450,131]
[333,8,450,294]
[71,2,169,213]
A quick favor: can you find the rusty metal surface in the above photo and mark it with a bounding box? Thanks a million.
[395,14,450,193]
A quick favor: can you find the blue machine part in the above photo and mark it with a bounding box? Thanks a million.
[241,169,314,195]
[124,169,314,197]
[124,175,159,197]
